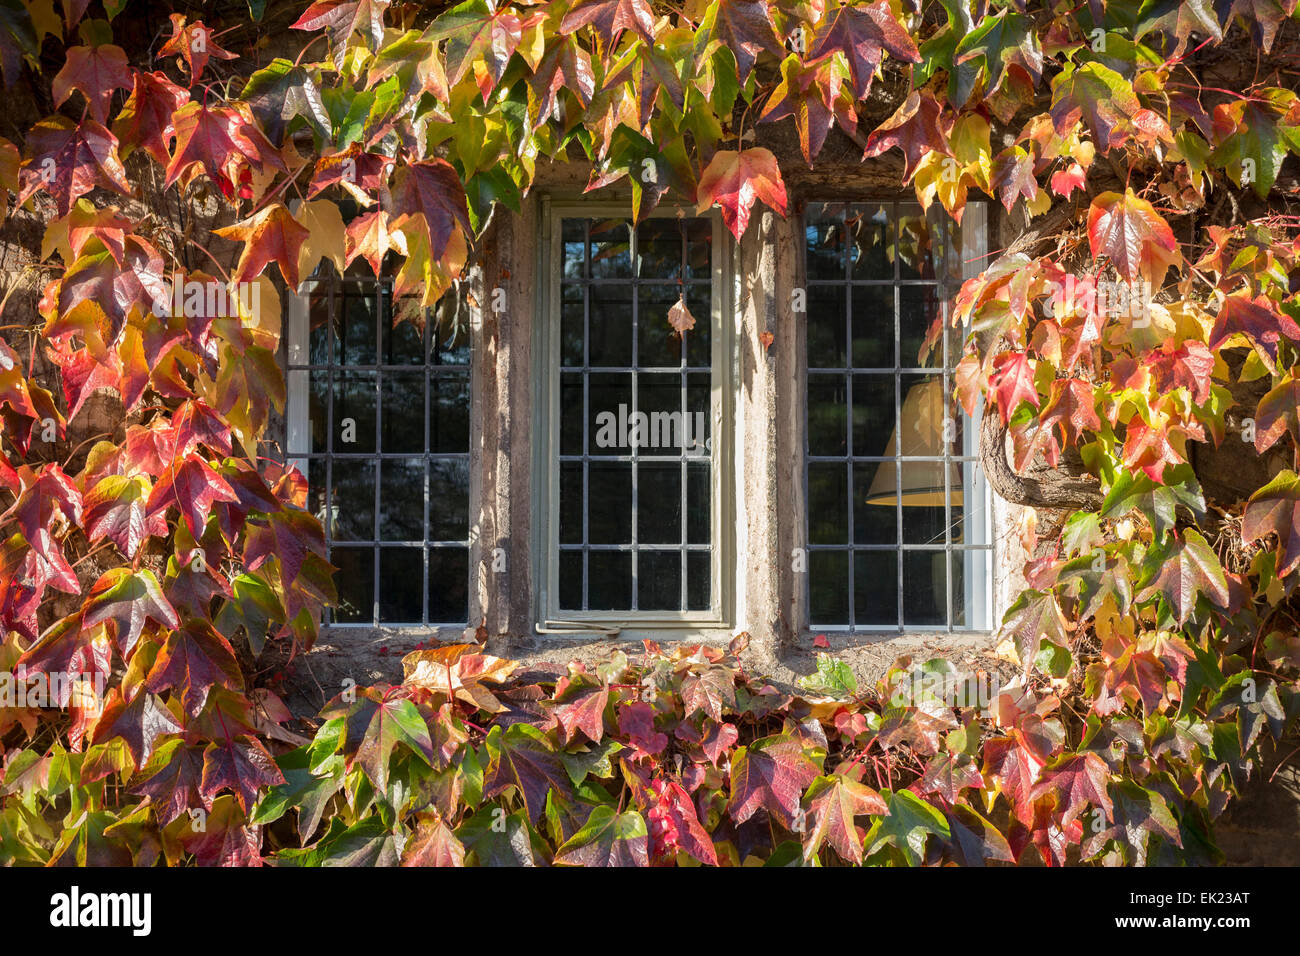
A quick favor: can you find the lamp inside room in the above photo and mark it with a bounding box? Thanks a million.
[864,376,963,510]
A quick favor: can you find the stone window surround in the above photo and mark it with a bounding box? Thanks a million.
[278,166,1026,657]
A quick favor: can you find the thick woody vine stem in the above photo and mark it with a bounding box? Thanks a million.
[979,410,1104,511]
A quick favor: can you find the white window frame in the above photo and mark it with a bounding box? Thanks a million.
[533,199,735,633]
[799,199,994,634]
[285,270,475,632]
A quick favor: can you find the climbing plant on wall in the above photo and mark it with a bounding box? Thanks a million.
[1,0,1300,864]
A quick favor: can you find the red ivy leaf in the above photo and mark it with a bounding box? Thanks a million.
[618,700,668,755]
[483,722,574,824]
[1208,293,1300,372]
[1135,528,1230,625]
[988,350,1039,424]
[1050,162,1086,199]
[144,618,245,717]
[864,89,952,182]
[158,15,237,83]
[1255,371,1300,453]
[560,0,657,45]
[1086,188,1181,287]
[52,43,133,125]
[90,688,182,768]
[81,567,179,657]
[128,738,204,825]
[1122,419,1183,484]
[113,71,190,166]
[1242,470,1300,577]
[647,777,717,864]
[805,0,920,100]
[213,202,312,288]
[695,147,788,240]
[1029,752,1113,829]
[291,0,391,49]
[728,731,822,828]
[802,772,887,863]
[1040,377,1101,448]
[695,0,783,83]
[145,456,240,538]
[200,735,285,813]
[14,614,112,706]
[390,160,473,264]
[18,117,131,217]
[165,102,283,196]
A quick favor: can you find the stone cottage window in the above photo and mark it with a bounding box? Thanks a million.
[803,201,992,632]
[535,207,731,631]
[282,187,996,644]
[285,263,472,627]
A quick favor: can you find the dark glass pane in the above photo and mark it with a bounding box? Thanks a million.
[897,373,947,457]
[686,373,710,454]
[851,286,894,369]
[637,285,682,369]
[898,206,941,281]
[809,550,849,625]
[589,373,631,455]
[687,551,710,610]
[636,219,682,279]
[852,374,895,458]
[807,374,847,456]
[684,285,711,369]
[807,462,848,545]
[638,550,680,610]
[686,462,709,544]
[638,372,683,451]
[931,204,962,285]
[590,219,632,279]
[308,288,331,364]
[559,549,583,609]
[903,549,946,627]
[955,461,979,544]
[339,286,378,365]
[805,203,846,280]
[588,551,631,609]
[638,462,681,544]
[806,286,846,369]
[589,284,633,366]
[854,462,897,543]
[900,464,949,545]
[428,458,469,541]
[428,546,468,622]
[561,295,585,367]
[560,462,583,544]
[849,205,891,279]
[429,372,469,453]
[561,373,584,455]
[562,219,586,280]
[379,458,424,541]
[305,458,327,529]
[382,309,424,365]
[379,547,423,622]
[332,547,374,623]
[855,550,898,626]
[951,551,967,628]
[309,370,329,454]
[685,218,712,278]
[381,371,424,453]
[900,285,942,369]
[588,462,632,543]
[330,460,376,541]
[335,370,377,453]
[431,309,470,365]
